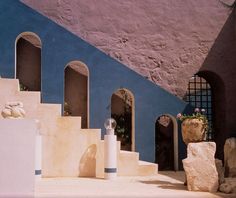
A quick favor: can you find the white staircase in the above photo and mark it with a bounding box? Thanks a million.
[0,78,157,177]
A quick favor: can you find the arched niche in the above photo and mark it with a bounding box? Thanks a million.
[183,74,213,140]
[111,88,135,151]
[15,32,41,91]
[64,61,89,128]
[155,114,178,171]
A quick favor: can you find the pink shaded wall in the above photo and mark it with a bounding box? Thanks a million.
[22,0,231,97]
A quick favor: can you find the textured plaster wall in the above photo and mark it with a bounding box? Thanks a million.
[22,0,231,97]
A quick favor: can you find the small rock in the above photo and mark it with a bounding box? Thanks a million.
[219,177,236,194]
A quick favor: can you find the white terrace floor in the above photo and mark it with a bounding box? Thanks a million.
[35,171,235,198]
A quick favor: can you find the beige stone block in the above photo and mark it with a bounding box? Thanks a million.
[42,128,101,177]
[183,142,219,192]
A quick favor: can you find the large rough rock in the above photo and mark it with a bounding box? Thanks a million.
[183,142,219,192]
[224,137,236,177]
[21,0,231,98]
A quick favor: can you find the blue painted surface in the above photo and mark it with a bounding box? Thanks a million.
[0,0,190,163]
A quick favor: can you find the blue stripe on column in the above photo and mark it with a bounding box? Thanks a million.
[35,170,42,175]
[104,168,117,173]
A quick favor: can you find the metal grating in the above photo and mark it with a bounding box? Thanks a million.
[184,75,213,140]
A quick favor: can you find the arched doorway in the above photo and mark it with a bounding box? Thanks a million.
[64,61,89,128]
[111,88,135,151]
[155,114,178,171]
[184,74,213,140]
[185,72,226,160]
[15,32,41,91]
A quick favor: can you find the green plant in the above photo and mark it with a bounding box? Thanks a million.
[111,89,132,147]
[20,83,29,91]
[64,102,72,116]
[112,113,131,145]
[177,108,209,132]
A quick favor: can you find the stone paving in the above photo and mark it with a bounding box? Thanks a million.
[35,171,236,198]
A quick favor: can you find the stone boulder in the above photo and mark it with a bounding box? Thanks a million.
[219,178,236,194]
[215,158,225,185]
[224,137,236,177]
[183,142,219,192]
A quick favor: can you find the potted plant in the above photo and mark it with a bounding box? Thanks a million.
[177,108,208,145]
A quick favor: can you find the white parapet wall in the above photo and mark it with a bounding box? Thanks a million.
[0,119,38,197]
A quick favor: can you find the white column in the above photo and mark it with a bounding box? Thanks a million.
[104,133,117,179]
[35,120,42,179]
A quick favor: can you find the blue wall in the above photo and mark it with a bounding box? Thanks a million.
[0,0,189,163]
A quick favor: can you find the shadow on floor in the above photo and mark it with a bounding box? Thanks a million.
[140,180,187,191]
[139,171,187,191]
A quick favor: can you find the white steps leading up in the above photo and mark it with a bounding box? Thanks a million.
[0,78,158,177]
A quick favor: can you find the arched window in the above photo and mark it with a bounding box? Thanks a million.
[155,114,178,171]
[111,88,135,151]
[184,74,213,140]
[64,61,89,128]
[15,32,41,91]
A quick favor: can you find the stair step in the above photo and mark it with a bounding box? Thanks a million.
[16,91,41,105]
[0,78,19,93]
[138,161,158,176]
[57,116,82,131]
[38,103,61,117]
[34,103,62,135]
[118,151,139,176]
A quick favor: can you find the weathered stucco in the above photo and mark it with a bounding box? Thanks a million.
[22,0,231,97]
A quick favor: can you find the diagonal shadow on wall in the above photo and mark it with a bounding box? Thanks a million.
[198,6,236,159]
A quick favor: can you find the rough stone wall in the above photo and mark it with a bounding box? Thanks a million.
[21,0,231,98]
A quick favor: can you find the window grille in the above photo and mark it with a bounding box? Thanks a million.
[184,75,213,140]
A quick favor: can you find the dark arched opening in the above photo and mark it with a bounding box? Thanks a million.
[16,32,41,91]
[64,61,89,128]
[111,88,135,151]
[155,115,175,170]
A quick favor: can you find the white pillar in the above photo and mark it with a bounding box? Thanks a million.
[104,133,117,179]
[35,120,42,179]
[104,118,117,180]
